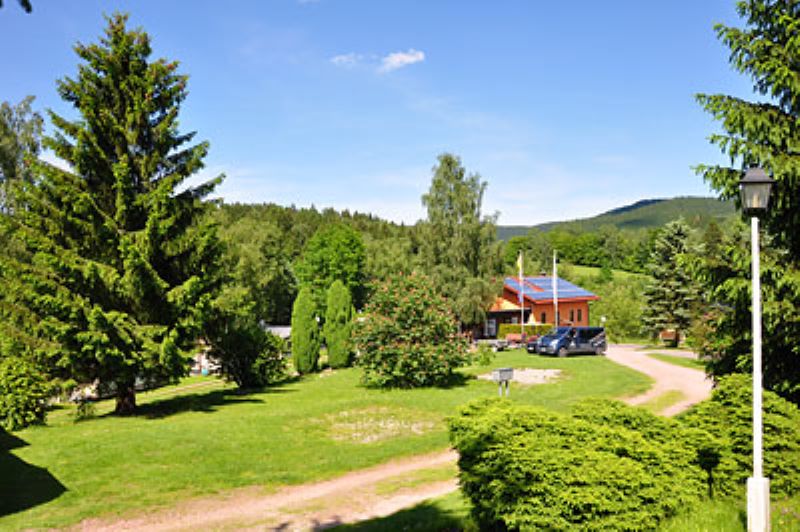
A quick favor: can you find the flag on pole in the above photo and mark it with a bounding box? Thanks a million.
[552,250,559,326]
[518,250,524,333]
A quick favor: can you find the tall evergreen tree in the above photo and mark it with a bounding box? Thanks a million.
[696,0,800,403]
[419,153,502,329]
[0,13,222,414]
[642,219,695,347]
[291,287,320,374]
[323,280,353,369]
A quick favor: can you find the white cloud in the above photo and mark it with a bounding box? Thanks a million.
[378,48,425,73]
[330,52,363,68]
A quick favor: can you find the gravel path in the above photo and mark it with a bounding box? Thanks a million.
[75,450,459,531]
[605,343,714,416]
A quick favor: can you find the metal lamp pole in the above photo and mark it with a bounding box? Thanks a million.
[740,167,775,532]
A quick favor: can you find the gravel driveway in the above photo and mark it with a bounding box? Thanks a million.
[605,343,714,416]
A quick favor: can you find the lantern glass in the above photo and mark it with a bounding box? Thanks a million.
[739,168,774,215]
[740,182,772,212]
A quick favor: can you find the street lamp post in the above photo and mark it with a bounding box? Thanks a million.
[740,166,775,532]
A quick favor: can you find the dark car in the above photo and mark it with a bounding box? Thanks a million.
[536,326,607,357]
[526,337,540,354]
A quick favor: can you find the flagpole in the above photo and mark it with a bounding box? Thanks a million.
[518,251,524,338]
[553,250,559,327]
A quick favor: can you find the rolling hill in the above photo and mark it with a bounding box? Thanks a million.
[497,196,735,240]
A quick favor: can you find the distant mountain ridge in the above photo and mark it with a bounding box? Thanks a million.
[497,196,735,241]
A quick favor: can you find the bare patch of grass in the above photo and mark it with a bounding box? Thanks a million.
[325,407,439,444]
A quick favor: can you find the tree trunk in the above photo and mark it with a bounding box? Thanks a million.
[669,329,680,348]
[114,385,137,415]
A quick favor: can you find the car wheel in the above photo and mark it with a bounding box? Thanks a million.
[595,347,604,356]
[558,347,568,358]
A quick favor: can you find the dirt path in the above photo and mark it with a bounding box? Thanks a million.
[78,346,713,531]
[75,450,459,531]
[605,343,714,416]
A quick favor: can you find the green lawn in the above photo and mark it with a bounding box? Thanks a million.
[647,351,707,370]
[339,491,800,531]
[1,350,650,529]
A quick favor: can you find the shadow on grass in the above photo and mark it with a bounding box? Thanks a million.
[0,428,66,518]
[104,379,298,420]
[325,500,469,531]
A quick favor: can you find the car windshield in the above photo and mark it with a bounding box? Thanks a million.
[554,327,572,336]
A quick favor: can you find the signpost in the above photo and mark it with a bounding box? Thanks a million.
[492,367,514,396]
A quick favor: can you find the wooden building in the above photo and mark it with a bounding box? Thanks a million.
[483,276,599,338]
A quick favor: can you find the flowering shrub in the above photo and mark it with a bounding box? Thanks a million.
[353,272,468,388]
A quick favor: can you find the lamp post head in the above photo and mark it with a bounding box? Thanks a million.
[740,167,775,216]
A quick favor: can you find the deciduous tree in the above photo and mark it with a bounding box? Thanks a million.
[419,154,502,328]
[295,223,366,312]
[0,96,43,213]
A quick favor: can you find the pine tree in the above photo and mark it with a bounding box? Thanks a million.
[0,13,222,415]
[291,287,320,374]
[642,219,695,347]
[323,280,353,369]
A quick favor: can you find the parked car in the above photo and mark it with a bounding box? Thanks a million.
[526,337,540,354]
[536,326,607,357]
[476,338,508,352]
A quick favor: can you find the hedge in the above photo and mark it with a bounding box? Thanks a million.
[496,323,553,340]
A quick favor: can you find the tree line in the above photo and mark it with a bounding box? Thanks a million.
[2,0,800,432]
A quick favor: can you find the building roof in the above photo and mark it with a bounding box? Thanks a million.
[504,276,598,305]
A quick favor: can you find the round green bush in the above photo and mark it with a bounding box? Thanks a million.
[680,373,800,497]
[0,356,51,431]
[449,399,709,530]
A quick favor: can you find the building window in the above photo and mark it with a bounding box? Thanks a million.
[569,309,575,322]
[541,312,546,324]
[578,309,583,323]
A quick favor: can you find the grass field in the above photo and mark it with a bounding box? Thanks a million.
[337,484,800,531]
[1,349,651,529]
[647,351,707,370]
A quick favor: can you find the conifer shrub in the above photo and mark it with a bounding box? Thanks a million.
[449,399,709,530]
[0,356,51,431]
[291,287,320,375]
[353,272,468,387]
[323,280,353,369]
[680,374,800,497]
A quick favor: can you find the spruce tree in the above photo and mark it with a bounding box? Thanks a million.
[0,13,222,414]
[642,219,695,347]
[696,0,800,403]
[323,280,353,369]
[291,287,320,374]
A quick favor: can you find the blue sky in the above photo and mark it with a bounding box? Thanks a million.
[1,1,756,225]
